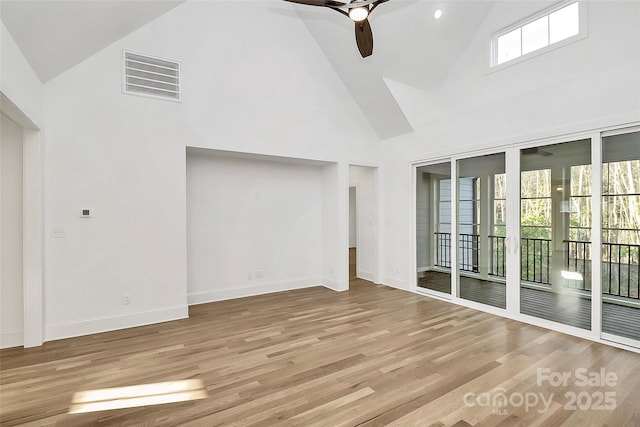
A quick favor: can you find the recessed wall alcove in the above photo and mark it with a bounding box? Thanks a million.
[186,147,347,305]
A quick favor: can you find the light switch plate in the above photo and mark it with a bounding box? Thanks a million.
[51,227,65,238]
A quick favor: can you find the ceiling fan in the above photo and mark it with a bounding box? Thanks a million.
[522,147,553,157]
[283,0,390,58]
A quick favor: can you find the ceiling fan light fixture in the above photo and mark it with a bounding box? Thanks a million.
[349,6,369,22]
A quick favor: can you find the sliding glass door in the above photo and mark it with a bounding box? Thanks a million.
[414,129,639,349]
[519,139,592,329]
[457,153,507,309]
[416,161,452,295]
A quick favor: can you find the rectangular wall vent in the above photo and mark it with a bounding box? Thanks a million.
[123,51,180,101]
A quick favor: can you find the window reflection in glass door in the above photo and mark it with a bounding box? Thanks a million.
[520,139,592,329]
[457,153,507,309]
[601,131,640,341]
[416,162,452,295]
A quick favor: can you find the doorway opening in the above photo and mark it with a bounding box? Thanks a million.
[348,165,378,287]
[1,113,24,348]
[349,186,357,281]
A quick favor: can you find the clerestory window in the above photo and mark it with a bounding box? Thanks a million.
[492,1,582,67]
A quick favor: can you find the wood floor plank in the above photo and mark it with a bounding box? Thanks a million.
[1,249,638,426]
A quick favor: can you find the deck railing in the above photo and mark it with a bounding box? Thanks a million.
[521,237,551,285]
[432,234,640,299]
[436,233,549,279]
[459,233,479,273]
[434,232,478,272]
[434,232,451,269]
[603,242,640,299]
[564,240,592,291]
[566,240,640,300]
[489,235,506,277]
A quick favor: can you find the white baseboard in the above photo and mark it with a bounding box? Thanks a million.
[188,277,323,305]
[323,278,348,292]
[381,276,408,291]
[45,305,188,342]
[357,269,375,282]
[1,329,24,349]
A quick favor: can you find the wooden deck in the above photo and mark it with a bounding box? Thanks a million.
[419,270,640,340]
[0,256,639,425]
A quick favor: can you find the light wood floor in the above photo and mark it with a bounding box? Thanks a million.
[1,251,639,426]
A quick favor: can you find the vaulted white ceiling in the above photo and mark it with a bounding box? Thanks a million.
[0,0,496,139]
[0,0,185,82]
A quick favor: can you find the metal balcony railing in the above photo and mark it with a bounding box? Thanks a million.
[434,232,451,269]
[565,240,592,291]
[432,233,640,300]
[434,232,479,273]
[437,233,547,279]
[459,233,479,273]
[462,234,552,284]
[521,237,551,285]
[603,242,640,299]
[566,240,640,300]
[489,235,506,277]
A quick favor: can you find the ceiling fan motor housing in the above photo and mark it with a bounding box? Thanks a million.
[283,0,390,58]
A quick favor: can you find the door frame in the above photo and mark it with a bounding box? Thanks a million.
[1,94,44,348]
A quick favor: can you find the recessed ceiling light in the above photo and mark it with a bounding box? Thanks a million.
[434,9,443,20]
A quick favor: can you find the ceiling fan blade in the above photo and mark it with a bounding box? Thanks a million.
[522,147,553,157]
[348,0,383,8]
[354,18,373,58]
[282,0,346,7]
[369,0,390,13]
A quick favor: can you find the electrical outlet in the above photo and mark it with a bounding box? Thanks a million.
[255,270,264,279]
[123,293,132,305]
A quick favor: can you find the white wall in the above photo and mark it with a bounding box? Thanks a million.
[349,165,378,282]
[321,163,347,291]
[379,0,640,291]
[1,113,24,348]
[186,151,325,303]
[0,22,42,128]
[40,1,375,340]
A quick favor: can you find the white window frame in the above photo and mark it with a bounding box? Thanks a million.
[490,0,588,70]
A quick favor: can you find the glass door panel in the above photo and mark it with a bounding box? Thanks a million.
[457,153,506,309]
[602,131,640,341]
[520,139,592,329]
[416,162,452,295]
